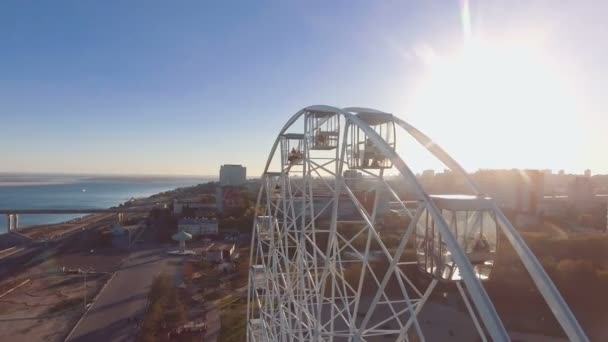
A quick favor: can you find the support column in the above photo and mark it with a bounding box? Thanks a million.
[6,214,18,232]
[118,212,125,224]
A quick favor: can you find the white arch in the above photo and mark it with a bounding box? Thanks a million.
[346,106,588,342]
[257,105,508,341]
[342,109,509,341]
[387,114,588,342]
[252,105,588,342]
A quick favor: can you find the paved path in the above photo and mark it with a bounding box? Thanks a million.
[65,244,180,342]
[204,302,220,342]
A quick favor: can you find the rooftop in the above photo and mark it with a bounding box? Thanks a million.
[172,230,192,241]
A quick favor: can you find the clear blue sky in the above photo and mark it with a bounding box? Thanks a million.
[1,1,606,176]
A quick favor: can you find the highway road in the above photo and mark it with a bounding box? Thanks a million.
[65,243,182,342]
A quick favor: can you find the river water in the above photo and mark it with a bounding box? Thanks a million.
[0,174,209,232]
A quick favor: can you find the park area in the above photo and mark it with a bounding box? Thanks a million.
[137,243,250,342]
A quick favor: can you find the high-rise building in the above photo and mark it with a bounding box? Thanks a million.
[219,164,247,186]
[420,169,436,188]
[473,169,544,214]
[568,176,595,202]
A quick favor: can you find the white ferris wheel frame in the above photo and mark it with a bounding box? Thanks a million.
[246,105,588,342]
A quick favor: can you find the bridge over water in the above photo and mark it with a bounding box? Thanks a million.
[0,208,152,232]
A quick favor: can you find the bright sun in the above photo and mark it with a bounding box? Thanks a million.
[408,37,583,171]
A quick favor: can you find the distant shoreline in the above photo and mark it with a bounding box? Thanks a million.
[0,181,71,187]
[1,178,210,234]
[0,174,216,188]
[0,172,217,179]
[11,187,171,239]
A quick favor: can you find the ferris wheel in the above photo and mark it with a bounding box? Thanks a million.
[246,106,588,342]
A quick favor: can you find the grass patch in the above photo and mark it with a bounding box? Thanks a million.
[219,306,246,342]
[204,290,223,302]
[138,273,187,342]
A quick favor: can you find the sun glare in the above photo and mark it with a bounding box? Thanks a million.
[408,37,582,171]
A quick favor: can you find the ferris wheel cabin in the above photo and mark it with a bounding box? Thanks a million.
[251,264,266,290]
[281,133,305,166]
[415,195,498,281]
[348,112,396,169]
[306,110,339,150]
[248,318,267,342]
[255,215,277,241]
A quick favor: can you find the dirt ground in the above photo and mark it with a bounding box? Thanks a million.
[17,213,115,240]
[0,245,124,342]
[55,245,126,273]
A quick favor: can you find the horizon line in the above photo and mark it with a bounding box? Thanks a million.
[0,171,219,178]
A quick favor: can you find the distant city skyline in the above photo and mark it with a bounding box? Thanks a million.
[0,167,605,179]
[1,1,607,176]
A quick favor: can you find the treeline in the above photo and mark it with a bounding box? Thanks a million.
[358,213,608,339]
[139,273,187,342]
[487,232,608,339]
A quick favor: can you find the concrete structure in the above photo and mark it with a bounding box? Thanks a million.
[178,218,218,237]
[6,214,18,232]
[219,164,247,186]
[205,242,235,263]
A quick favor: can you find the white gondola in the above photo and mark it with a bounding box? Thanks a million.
[256,215,277,241]
[251,264,266,289]
[281,133,304,166]
[248,318,266,342]
[347,112,395,169]
[416,195,498,281]
[263,172,283,201]
[307,110,339,150]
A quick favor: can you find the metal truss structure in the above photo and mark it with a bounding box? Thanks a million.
[246,105,589,342]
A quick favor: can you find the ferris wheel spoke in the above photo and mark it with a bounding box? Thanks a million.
[247,106,587,342]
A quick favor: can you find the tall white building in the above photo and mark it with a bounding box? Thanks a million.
[220,164,247,186]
